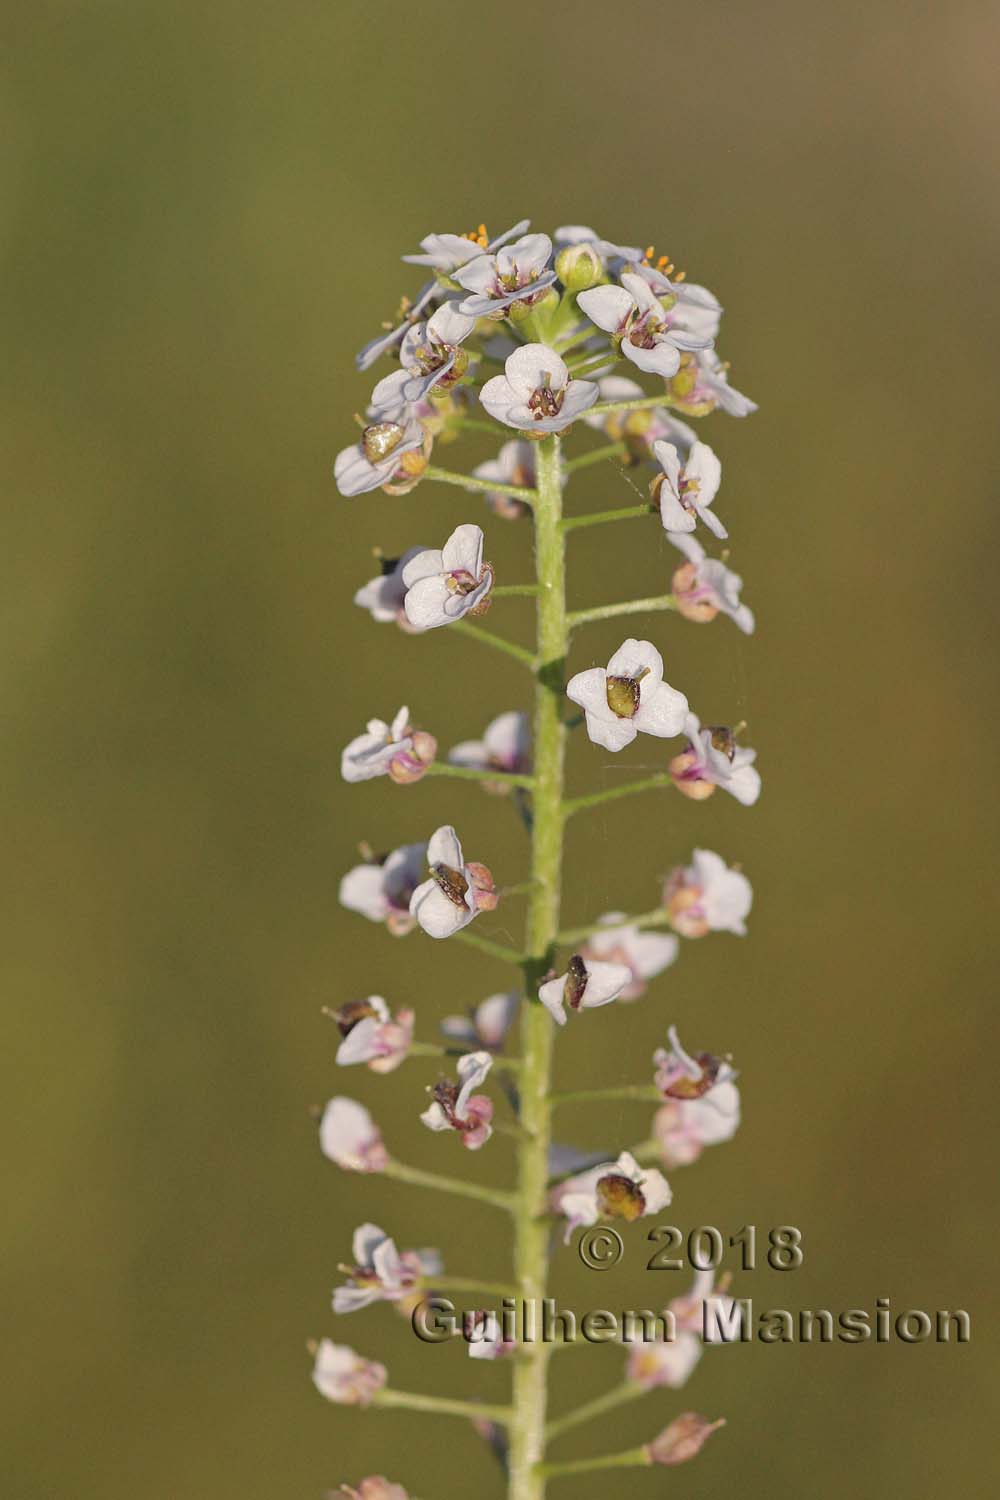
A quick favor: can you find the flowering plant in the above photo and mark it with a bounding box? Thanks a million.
[318,220,758,1498]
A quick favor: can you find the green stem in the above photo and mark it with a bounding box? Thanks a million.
[536,1448,650,1478]
[544,1381,646,1442]
[451,928,527,965]
[425,465,535,504]
[560,502,651,532]
[382,1158,516,1213]
[452,416,506,435]
[562,442,628,475]
[550,1084,661,1108]
[567,594,676,629]
[509,432,567,1500]
[562,774,671,819]
[449,619,537,668]
[493,583,541,597]
[425,761,536,790]
[555,908,671,947]
[584,395,670,418]
[373,1388,512,1425]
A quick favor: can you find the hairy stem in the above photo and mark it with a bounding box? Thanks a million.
[545,1381,646,1442]
[536,1447,650,1478]
[373,1388,512,1424]
[562,773,671,819]
[425,465,535,504]
[550,1084,662,1108]
[560,502,651,532]
[449,619,537,667]
[567,594,676,629]
[424,762,536,790]
[562,442,628,475]
[382,1158,516,1213]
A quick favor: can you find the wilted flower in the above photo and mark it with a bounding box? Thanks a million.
[566,638,688,753]
[552,1150,672,1242]
[669,533,754,633]
[663,849,753,938]
[537,954,632,1026]
[578,272,712,378]
[339,841,427,935]
[668,348,757,418]
[448,710,531,790]
[402,523,494,631]
[465,1310,517,1360]
[454,232,557,317]
[652,1026,741,1167]
[579,912,679,1001]
[420,1051,494,1149]
[409,825,498,939]
[668,712,761,805]
[333,1223,442,1314]
[440,991,519,1051]
[319,1097,388,1173]
[334,419,430,498]
[340,706,436,786]
[652,440,727,539]
[354,548,427,627]
[331,997,415,1073]
[370,302,477,411]
[336,1479,411,1500]
[472,440,535,519]
[644,1413,726,1466]
[480,344,598,434]
[402,219,531,275]
[311,1339,386,1406]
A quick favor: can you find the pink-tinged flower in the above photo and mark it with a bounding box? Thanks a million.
[409,825,498,939]
[332,997,414,1074]
[567,638,688,753]
[480,344,598,435]
[337,1478,411,1500]
[664,849,752,938]
[668,348,757,418]
[402,218,531,275]
[580,913,679,1000]
[440,991,519,1051]
[311,1339,386,1406]
[583,375,697,460]
[453,232,557,317]
[578,272,712,378]
[472,440,535,519]
[627,1269,737,1390]
[551,1151,672,1242]
[652,440,727,540]
[339,841,427,936]
[420,1051,494,1149]
[370,302,477,410]
[319,1098,387,1173]
[668,712,761,806]
[448,710,531,791]
[644,1413,726,1466]
[652,1027,741,1167]
[537,955,632,1026]
[402,524,494,631]
[465,1310,517,1360]
[333,1223,442,1314]
[334,419,431,497]
[340,706,436,786]
[354,548,428,628]
[669,533,754,634]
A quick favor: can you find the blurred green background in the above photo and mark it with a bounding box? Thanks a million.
[3,2,998,1496]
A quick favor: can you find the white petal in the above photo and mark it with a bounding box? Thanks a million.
[401,548,444,589]
[474,991,519,1045]
[334,444,382,497]
[627,930,679,978]
[336,1018,379,1065]
[624,339,681,377]
[607,638,664,688]
[371,1235,402,1287]
[537,975,568,1025]
[479,375,517,424]
[428,825,463,866]
[447,738,488,770]
[504,343,568,399]
[421,1100,451,1131]
[640,1168,673,1216]
[338,865,388,922]
[426,301,476,345]
[559,380,600,420]
[585,710,638,752]
[725,763,762,806]
[697,505,728,540]
[484,710,530,768]
[333,1286,381,1315]
[410,880,473,938]
[441,523,485,576]
[565,666,609,714]
[352,1222,387,1268]
[456,1051,493,1114]
[577,284,634,333]
[633,680,689,738]
[578,959,632,1008]
[404,576,452,631]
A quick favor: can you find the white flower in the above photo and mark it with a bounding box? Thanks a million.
[653,440,727,540]
[402,218,531,274]
[554,224,644,271]
[420,1051,494,1149]
[671,347,757,418]
[331,996,415,1073]
[566,638,688,753]
[440,991,519,1051]
[354,548,428,627]
[448,710,531,785]
[583,375,697,454]
[669,533,754,634]
[465,1310,517,1360]
[537,955,632,1026]
[453,232,557,317]
[311,1339,386,1406]
[340,706,436,786]
[578,272,712,378]
[409,825,498,939]
[652,1026,741,1167]
[402,524,494,631]
[631,260,724,345]
[664,849,753,938]
[669,712,761,806]
[339,841,427,935]
[580,912,679,1000]
[333,1223,442,1314]
[480,344,598,434]
[355,281,438,371]
[472,440,535,519]
[369,302,477,411]
[552,1150,672,1243]
[319,1098,387,1173]
[627,1269,736,1390]
[334,419,429,497]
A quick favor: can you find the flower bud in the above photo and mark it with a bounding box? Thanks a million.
[644,1413,726,1467]
[467,861,498,912]
[664,870,710,937]
[555,242,603,291]
[387,730,437,785]
[668,748,716,800]
[671,561,718,623]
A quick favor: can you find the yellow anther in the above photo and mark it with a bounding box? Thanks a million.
[463,223,490,247]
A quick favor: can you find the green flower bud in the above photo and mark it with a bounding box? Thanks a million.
[555,242,603,292]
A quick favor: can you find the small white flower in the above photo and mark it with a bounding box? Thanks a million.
[408,825,498,939]
[311,1339,386,1406]
[340,706,436,786]
[440,991,519,1051]
[664,849,753,938]
[669,712,761,806]
[669,533,754,634]
[552,1150,672,1243]
[537,955,632,1026]
[333,1223,442,1314]
[402,524,494,631]
[627,1269,736,1389]
[465,1310,517,1360]
[472,440,535,519]
[631,260,724,345]
[331,996,415,1074]
[578,272,712,378]
[672,347,757,418]
[580,913,679,1000]
[448,710,531,784]
[354,548,428,627]
[420,1051,494,1149]
[652,1026,741,1167]
[339,841,427,935]
[370,302,477,411]
[480,344,598,434]
[338,1478,411,1500]
[402,218,531,274]
[453,232,557,317]
[653,440,727,539]
[566,638,688,753]
[318,1098,387,1174]
[334,419,429,497]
